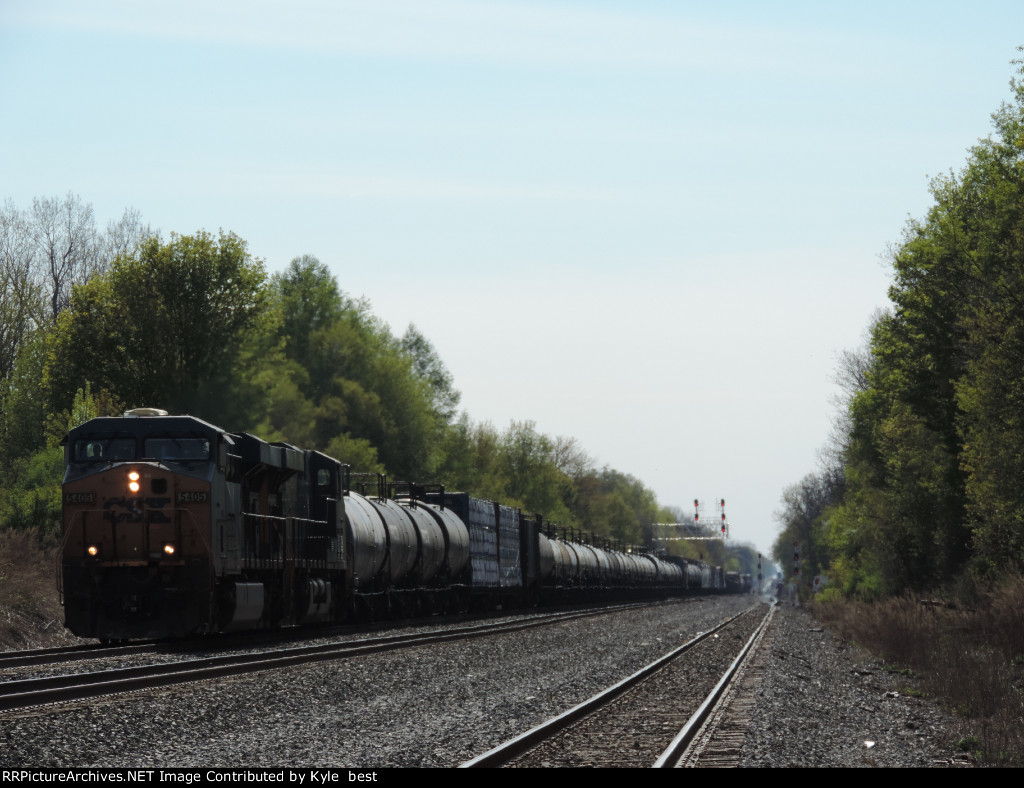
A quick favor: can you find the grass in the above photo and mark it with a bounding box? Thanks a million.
[0,527,84,650]
[813,574,1024,765]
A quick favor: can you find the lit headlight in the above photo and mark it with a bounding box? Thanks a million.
[163,543,176,556]
[87,545,99,557]
[128,470,141,493]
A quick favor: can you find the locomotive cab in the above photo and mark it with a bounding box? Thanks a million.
[60,410,228,639]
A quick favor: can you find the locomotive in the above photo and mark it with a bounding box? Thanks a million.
[59,409,731,641]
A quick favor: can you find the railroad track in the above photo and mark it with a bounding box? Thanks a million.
[461,601,775,768]
[0,601,667,712]
[0,642,160,670]
[0,599,672,673]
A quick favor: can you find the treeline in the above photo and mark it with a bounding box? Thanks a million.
[774,58,1024,597]
[0,199,757,573]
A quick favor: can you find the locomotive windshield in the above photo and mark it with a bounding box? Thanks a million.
[144,437,210,461]
[73,438,136,462]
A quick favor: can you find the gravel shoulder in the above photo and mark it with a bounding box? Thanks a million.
[740,603,974,768]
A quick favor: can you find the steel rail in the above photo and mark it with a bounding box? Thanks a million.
[652,602,776,768]
[0,602,658,712]
[0,598,667,672]
[459,603,761,768]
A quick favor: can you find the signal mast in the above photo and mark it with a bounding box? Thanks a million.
[653,498,730,541]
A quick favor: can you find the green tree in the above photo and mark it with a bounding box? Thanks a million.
[817,53,1024,594]
[0,330,52,468]
[771,469,843,590]
[45,231,275,428]
[401,324,461,422]
[0,385,117,542]
[261,255,444,481]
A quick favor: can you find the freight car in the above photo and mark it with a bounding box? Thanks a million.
[59,409,730,641]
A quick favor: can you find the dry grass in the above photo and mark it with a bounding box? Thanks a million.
[0,528,85,650]
[813,575,1024,765]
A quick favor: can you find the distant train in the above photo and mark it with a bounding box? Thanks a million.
[59,409,745,640]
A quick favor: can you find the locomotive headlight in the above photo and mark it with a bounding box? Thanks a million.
[128,470,141,493]
[87,545,99,557]
[163,543,176,556]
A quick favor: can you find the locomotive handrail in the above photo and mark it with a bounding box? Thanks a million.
[238,512,335,571]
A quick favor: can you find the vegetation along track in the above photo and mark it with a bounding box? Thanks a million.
[0,601,660,712]
[462,602,774,768]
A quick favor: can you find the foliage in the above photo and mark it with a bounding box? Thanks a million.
[0,446,63,539]
[784,53,1024,597]
[0,385,123,540]
[44,231,275,429]
[400,324,461,421]
[258,255,447,481]
[772,468,844,589]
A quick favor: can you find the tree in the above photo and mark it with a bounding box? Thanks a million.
[0,200,44,381]
[400,324,461,422]
[100,207,155,265]
[271,255,353,390]
[29,193,100,320]
[45,231,275,428]
[0,330,52,468]
[811,53,1024,594]
[772,469,844,589]
[0,385,119,542]
[260,256,446,481]
[0,196,154,386]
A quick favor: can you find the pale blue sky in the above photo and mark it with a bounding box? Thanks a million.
[3,1,1021,557]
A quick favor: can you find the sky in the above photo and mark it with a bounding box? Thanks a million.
[3,1,1022,560]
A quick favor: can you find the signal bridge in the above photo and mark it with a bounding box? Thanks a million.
[653,498,730,541]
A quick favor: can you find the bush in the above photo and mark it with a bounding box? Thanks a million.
[0,528,78,649]
[813,575,1024,764]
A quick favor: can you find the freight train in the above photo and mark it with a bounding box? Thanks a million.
[59,409,739,641]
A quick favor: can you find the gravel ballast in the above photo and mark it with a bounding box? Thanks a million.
[0,598,973,768]
[1,598,749,767]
